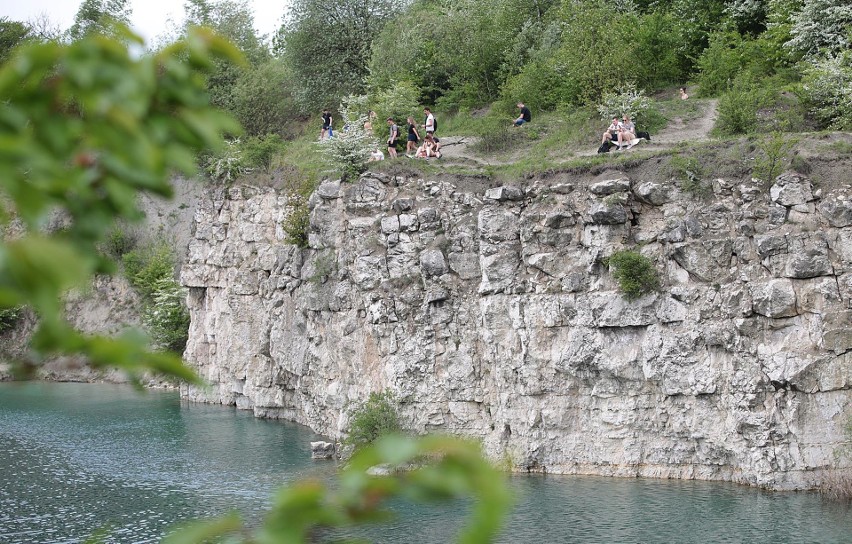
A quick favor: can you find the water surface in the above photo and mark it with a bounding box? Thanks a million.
[1,382,849,543]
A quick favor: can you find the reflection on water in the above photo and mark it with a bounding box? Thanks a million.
[1,382,850,543]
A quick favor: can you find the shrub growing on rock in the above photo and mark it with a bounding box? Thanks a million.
[122,240,189,353]
[0,306,21,333]
[345,391,402,450]
[607,250,660,300]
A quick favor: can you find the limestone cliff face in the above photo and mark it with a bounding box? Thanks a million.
[180,170,852,490]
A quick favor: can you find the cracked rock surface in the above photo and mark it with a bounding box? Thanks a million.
[181,171,851,490]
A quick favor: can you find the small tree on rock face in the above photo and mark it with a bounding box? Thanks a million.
[345,391,402,450]
[317,95,378,181]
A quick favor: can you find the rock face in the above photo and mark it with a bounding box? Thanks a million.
[181,173,852,490]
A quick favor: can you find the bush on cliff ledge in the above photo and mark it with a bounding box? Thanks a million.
[607,250,660,300]
[345,391,402,450]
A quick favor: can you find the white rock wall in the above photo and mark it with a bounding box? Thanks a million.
[181,172,852,489]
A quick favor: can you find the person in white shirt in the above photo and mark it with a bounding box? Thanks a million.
[601,116,620,145]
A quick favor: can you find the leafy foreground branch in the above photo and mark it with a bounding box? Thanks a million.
[0,27,242,381]
[165,435,511,544]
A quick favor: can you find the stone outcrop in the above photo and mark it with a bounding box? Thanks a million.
[180,171,852,490]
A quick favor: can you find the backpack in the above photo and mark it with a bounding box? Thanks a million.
[432,116,437,133]
[597,141,613,154]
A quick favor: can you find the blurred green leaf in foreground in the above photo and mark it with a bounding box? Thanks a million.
[0,25,242,381]
[165,434,511,544]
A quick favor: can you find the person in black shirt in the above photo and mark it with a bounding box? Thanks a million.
[513,102,531,126]
[406,116,421,155]
[320,109,333,139]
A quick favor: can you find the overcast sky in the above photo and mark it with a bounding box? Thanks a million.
[1,0,289,45]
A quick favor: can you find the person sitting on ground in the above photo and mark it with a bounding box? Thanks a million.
[369,148,384,162]
[425,133,441,158]
[680,87,689,100]
[601,116,620,145]
[415,139,431,158]
[406,117,420,155]
[513,102,532,126]
[617,114,637,149]
[386,117,399,158]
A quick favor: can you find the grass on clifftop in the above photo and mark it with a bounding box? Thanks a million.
[238,87,848,192]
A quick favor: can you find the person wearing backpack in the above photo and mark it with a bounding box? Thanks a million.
[423,107,436,135]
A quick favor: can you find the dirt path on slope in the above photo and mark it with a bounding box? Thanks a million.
[435,99,719,166]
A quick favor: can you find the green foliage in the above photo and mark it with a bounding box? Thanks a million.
[607,250,660,300]
[122,241,189,354]
[471,118,530,154]
[101,225,138,261]
[668,154,711,198]
[0,18,31,63]
[241,134,284,172]
[277,0,401,110]
[786,0,852,58]
[122,241,176,301]
[668,0,727,75]
[317,96,378,180]
[345,391,402,449]
[142,277,190,353]
[801,51,852,130]
[181,0,271,116]
[370,81,422,130]
[0,305,22,333]
[552,4,637,105]
[231,59,299,138]
[697,31,784,97]
[597,83,652,122]
[753,131,798,184]
[283,196,311,248]
[0,27,240,381]
[632,11,684,89]
[204,139,247,183]
[716,76,773,135]
[68,0,132,41]
[165,435,511,544]
[366,2,450,105]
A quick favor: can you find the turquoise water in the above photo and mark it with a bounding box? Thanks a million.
[1,382,850,543]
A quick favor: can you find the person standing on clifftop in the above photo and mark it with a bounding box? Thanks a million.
[423,107,435,135]
[386,117,399,158]
[320,108,333,140]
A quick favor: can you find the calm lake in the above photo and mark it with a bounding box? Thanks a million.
[1,382,849,543]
